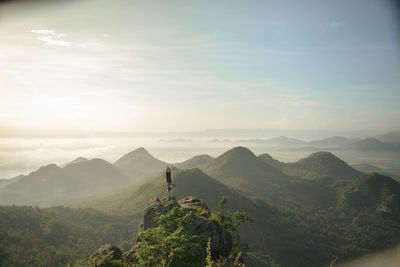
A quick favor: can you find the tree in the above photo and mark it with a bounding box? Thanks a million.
[135,207,204,267]
[208,196,254,267]
[97,197,254,267]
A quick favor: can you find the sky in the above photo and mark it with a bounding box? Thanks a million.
[0,0,399,134]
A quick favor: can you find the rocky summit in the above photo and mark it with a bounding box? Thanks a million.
[90,244,123,262]
[134,196,232,261]
[90,196,233,265]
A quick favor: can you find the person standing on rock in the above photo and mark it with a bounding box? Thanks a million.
[165,166,174,197]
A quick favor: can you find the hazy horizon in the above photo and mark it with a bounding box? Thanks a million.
[1,131,400,180]
[1,0,400,180]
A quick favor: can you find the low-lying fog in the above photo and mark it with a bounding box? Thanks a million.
[1,136,399,180]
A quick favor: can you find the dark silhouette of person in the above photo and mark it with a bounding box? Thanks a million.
[166,166,173,196]
[166,166,171,184]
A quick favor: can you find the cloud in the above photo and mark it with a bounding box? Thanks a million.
[37,36,70,46]
[32,29,55,35]
[31,29,70,46]
[31,29,66,38]
[282,100,322,107]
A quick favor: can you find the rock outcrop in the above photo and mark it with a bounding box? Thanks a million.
[178,196,210,213]
[90,196,233,265]
[138,196,179,232]
[129,196,232,263]
[90,244,123,261]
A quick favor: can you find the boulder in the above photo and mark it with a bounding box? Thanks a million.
[138,196,179,232]
[187,215,232,259]
[125,246,138,265]
[178,196,210,214]
[132,196,232,261]
[95,196,233,266]
[90,244,122,261]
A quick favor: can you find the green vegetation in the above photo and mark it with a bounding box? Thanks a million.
[257,153,286,170]
[0,206,136,267]
[203,147,283,179]
[210,196,254,232]
[69,167,400,266]
[0,159,128,206]
[135,207,204,267]
[75,197,253,267]
[285,151,362,180]
[208,197,254,267]
[337,172,400,212]
[80,251,125,267]
[174,154,214,170]
[1,147,399,266]
[133,197,253,267]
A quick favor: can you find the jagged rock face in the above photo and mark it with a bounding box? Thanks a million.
[178,196,210,214]
[90,244,122,261]
[132,196,232,262]
[92,196,233,265]
[138,196,179,232]
[186,214,232,259]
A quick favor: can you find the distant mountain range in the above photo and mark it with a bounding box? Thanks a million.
[114,147,167,182]
[222,149,362,181]
[0,147,172,206]
[173,154,214,169]
[351,163,400,180]
[308,136,355,147]
[202,135,400,159]
[258,153,286,169]
[170,147,369,209]
[375,131,400,143]
[0,159,129,206]
[338,173,400,213]
[232,135,354,147]
[342,137,400,152]
[202,146,283,179]
[238,136,308,146]
[234,135,400,153]
[0,145,398,207]
[64,157,88,166]
[0,175,23,190]
[286,151,362,180]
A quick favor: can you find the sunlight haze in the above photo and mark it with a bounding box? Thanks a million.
[1,0,399,134]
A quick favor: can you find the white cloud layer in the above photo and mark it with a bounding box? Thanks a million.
[37,36,70,46]
[32,29,70,46]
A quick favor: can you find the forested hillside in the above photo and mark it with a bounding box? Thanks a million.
[1,147,399,266]
[0,206,137,267]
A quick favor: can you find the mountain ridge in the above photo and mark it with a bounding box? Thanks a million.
[339,173,400,215]
[202,146,284,179]
[343,138,400,152]
[173,154,214,170]
[0,158,128,206]
[287,151,362,180]
[114,147,167,182]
